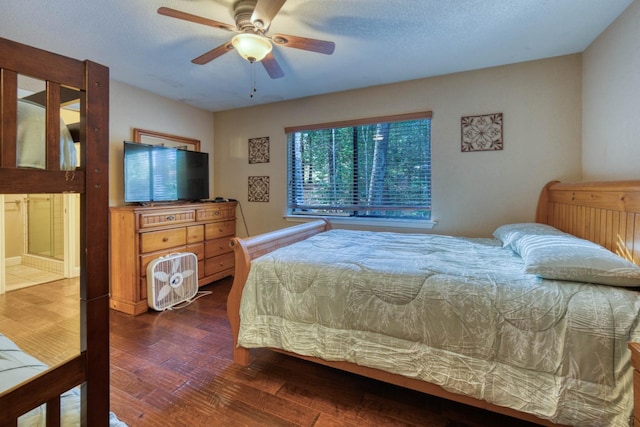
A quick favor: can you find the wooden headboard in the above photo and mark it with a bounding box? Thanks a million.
[536,180,640,265]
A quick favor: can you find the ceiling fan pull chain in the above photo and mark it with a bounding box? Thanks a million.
[250,60,258,98]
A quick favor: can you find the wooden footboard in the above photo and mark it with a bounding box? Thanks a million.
[227,219,331,365]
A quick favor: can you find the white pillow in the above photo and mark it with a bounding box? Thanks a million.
[493,223,565,248]
[512,234,640,287]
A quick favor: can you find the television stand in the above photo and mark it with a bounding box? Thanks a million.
[109,201,237,315]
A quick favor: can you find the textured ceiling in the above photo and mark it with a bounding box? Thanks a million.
[0,0,633,112]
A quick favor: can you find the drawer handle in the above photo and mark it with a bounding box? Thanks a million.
[162,237,169,242]
[215,211,220,216]
[166,215,175,221]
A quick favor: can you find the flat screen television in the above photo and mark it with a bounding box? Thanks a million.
[123,141,210,203]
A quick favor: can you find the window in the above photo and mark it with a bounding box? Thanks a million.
[286,112,431,221]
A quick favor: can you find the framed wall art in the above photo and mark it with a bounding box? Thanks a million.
[461,113,503,152]
[248,136,270,164]
[248,176,270,202]
[133,128,200,151]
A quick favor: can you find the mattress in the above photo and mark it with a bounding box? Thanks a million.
[238,229,640,426]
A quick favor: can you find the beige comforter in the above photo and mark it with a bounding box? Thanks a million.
[238,229,640,426]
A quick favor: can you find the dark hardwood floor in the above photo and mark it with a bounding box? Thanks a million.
[110,277,541,427]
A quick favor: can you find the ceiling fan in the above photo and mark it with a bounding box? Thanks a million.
[158,0,336,79]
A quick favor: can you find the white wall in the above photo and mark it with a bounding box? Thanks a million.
[213,55,582,237]
[109,81,215,206]
[582,0,640,180]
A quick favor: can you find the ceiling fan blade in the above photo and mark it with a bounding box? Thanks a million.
[261,52,284,79]
[251,0,286,31]
[271,34,335,55]
[192,41,234,65]
[158,7,236,32]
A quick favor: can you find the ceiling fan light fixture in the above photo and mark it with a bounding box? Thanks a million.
[231,33,272,62]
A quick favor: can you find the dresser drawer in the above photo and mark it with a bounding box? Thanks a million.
[140,228,187,253]
[205,220,235,240]
[187,225,204,243]
[138,209,196,229]
[198,260,205,279]
[205,252,234,276]
[205,236,233,258]
[187,242,205,260]
[197,206,235,221]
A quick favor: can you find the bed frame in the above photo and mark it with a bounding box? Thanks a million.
[0,37,110,425]
[228,180,640,426]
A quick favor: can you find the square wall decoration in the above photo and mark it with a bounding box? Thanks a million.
[248,176,270,202]
[461,113,503,152]
[248,137,270,164]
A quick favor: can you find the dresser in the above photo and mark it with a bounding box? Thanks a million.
[109,201,237,315]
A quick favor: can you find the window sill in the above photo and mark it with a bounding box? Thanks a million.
[285,215,437,230]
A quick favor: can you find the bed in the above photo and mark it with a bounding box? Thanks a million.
[228,180,640,427]
[0,36,111,425]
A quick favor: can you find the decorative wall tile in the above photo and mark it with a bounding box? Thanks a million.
[248,137,270,164]
[248,176,269,202]
[461,113,503,152]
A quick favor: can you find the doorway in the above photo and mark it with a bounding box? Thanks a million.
[0,193,79,293]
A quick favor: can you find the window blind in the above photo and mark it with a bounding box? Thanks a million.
[286,112,431,220]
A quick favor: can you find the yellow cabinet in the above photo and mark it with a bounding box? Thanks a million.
[109,202,236,315]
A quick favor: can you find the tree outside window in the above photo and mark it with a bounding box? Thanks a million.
[286,112,431,220]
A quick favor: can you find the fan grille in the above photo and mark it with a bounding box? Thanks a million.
[147,252,199,311]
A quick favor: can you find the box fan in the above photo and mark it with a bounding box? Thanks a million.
[147,252,198,311]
